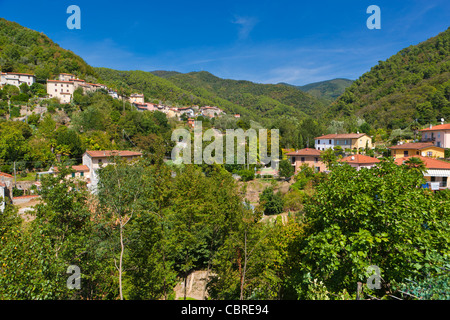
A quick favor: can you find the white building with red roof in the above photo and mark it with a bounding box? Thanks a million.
[82,150,142,191]
[1,71,35,87]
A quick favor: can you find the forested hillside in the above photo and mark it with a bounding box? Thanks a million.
[295,78,354,104]
[95,68,257,119]
[0,18,98,83]
[161,71,326,118]
[331,27,450,129]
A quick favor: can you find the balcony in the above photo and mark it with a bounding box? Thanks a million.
[421,137,436,142]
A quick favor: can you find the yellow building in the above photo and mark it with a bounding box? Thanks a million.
[389,142,445,159]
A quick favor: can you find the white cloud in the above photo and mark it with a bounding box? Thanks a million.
[231,15,258,40]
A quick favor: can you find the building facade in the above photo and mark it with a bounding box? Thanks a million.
[339,154,380,171]
[315,133,372,151]
[395,155,450,190]
[420,123,450,149]
[389,142,445,159]
[286,148,326,174]
[82,150,142,191]
[1,72,36,87]
[47,80,75,103]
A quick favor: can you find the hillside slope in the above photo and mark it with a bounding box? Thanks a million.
[0,18,98,82]
[162,71,325,118]
[296,78,354,103]
[330,27,450,129]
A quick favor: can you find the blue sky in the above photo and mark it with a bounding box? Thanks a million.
[1,0,449,85]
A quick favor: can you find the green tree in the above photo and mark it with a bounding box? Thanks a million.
[279,159,294,179]
[296,159,449,299]
[259,186,284,216]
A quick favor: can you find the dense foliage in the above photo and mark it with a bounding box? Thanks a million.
[331,27,450,129]
[0,18,98,82]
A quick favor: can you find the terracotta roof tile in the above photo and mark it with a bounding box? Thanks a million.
[339,154,380,164]
[315,133,366,139]
[389,142,436,150]
[286,148,322,156]
[394,156,450,169]
[0,172,14,179]
[420,124,450,132]
[85,150,142,158]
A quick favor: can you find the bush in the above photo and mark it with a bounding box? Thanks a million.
[239,169,255,181]
[259,186,284,215]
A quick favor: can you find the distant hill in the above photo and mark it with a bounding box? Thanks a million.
[329,27,450,129]
[0,18,98,82]
[294,78,354,102]
[149,70,182,78]
[160,71,326,118]
[95,67,258,118]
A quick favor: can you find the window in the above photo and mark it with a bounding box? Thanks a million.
[329,140,332,144]
[55,89,57,92]
[80,172,84,177]
[437,142,441,147]
[291,157,295,164]
[427,151,432,157]
[404,151,409,157]
[72,172,75,178]
[315,157,319,163]
[301,157,305,162]
[318,140,320,144]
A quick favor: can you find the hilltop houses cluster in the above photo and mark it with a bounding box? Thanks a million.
[131,101,225,120]
[1,69,227,121]
[287,125,450,191]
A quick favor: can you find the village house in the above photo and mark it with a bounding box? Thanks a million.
[286,148,326,174]
[0,172,14,212]
[82,150,142,191]
[315,133,372,151]
[178,107,195,118]
[58,73,76,81]
[389,142,445,159]
[420,123,450,149]
[0,181,6,212]
[200,106,223,118]
[129,93,145,104]
[1,71,35,88]
[339,154,380,171]
[49,165,91,181]
[46,80,75,104]
[395,155,450,190]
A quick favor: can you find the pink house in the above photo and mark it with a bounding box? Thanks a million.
[420,123,450,149]
[339,154,380,171]
[286,148,326,174]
